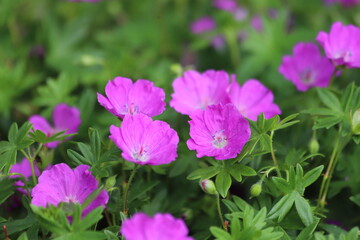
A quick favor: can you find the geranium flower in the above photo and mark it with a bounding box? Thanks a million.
[190,16,216,34]
[97,77,166,119]
[120,212,193,240]
[279,42,335,91]
[9,158,40,194]
[170,70,230,115]
[31,164,108,217]
[187,103,251,160]
[228,79,281,120]
[109,114,179,165]
[29,103,81,148]
[316,22,360,68]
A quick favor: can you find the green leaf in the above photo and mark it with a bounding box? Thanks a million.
[68,149,92,165]
[238,164,257,176]
[296,218,320,240]
[187,166,220,180]
[210,226,232,240]
[302,165,324,188]
[316,88,342,112]
[294,193,313,226]
[72,207,104,232]
[272,177,292,194]
[230,216,241,239]
[313,116,343,130]
[17,232,29,240]
[89,128,101,162]
[52,231,106,240]
[268,191,296,222]
[0,141,14,154]
[8,123,19,143]
[215,171,232,198]
[349,194,360,207]
[0,149,17,173]
[228,165,242,182]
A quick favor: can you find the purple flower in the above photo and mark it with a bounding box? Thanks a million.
[279,42,335,91]
[211,35,226,50]
[170,70,230,115]
[120,212,193,240]
[251,15,263,32]
[213,0,238,11]
[109,114,179,165]
[316,22,360,68]
[97,77,166,119]
[31,164,108,217]
[190,17,216,34]
[228,79,281,120]
[9,158,40,194]
[324,0,360,6]
[29,103,81,148]
[187,104,251,160]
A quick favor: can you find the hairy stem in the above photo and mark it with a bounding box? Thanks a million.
[270,131,282,177]
[216,194,226,230]
[123,165,139,216]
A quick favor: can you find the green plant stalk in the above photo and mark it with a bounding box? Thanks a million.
[317,128,351,209]
[123,165,139,217]
[270,131,282,177]
[216,194,226,231]
[224,29,240,68]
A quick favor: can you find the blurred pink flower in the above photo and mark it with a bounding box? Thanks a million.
[187,103,250,160]
[9,158,40,194]
[97,77,166,119]
[29,103,81,148]
[31,163,108,217]
[170,70,230,115]
[213,0,238,11]
[279,42,335,91]
[121,212,193,240]
[110,114,179,165]
[190,16,216,34]
[228,79,281,120]
[316,22,360,68]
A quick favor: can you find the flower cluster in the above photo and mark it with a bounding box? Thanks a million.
[279,21,360,91]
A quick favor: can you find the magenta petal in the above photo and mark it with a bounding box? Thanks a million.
[31,163,108,218]
[53,103,81,135]
[121,212,194,240]
[29,115,52,135]
[110,114,179,165]
[187,104,251,160]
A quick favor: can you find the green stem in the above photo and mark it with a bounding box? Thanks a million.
[123,165,139,216]
[270,131,282,177]
[216,194,226,230]
[317,128,351,209]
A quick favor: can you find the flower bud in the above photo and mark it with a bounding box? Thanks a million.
[105,175,117,189]
[352,109,360,135]
[308,137,320,154]
[250,182,262,198]
[200,179,217,195]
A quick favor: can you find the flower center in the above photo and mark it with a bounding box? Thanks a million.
[122,103,139,115]
[300,70,315,84]
[211,130,228,149]
[64,195,80,204]
[132,145,149,162]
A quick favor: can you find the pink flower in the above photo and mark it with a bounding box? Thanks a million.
[316,22,360,68]
[279,43,335,92]
[170,70,230,115]
[187,104,251,160]
[29,103,81,148]
[190,17,216,34]
[213,0,238,11]
[9,158,40,194]
[121,212,193,240]
[97,77,166,119]
[31,164,108,217]
[109,114,179,165]
[228,79,281,120]
[251,15,263,32]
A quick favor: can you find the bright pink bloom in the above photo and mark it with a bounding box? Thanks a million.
[97,77,166,119]
[29,103,81,148]
[213,0,238,11]
[279,43,335,91]
[187,104,251,160]
[10,158,40,194]
[110,114,179,165]
[228,79,281,120]
[316,22,360,68]
[121,212,193,240]
[31,164,108,217]
[170,70,230,115]
[190,17,216,34]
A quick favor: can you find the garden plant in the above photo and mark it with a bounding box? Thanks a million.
[0,0,360,239]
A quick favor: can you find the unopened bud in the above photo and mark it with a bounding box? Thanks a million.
[105,175,117,189]
[250,182,262,198]
[200,179,217,195]
[352,109,360,135]
[309,137,320,154]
